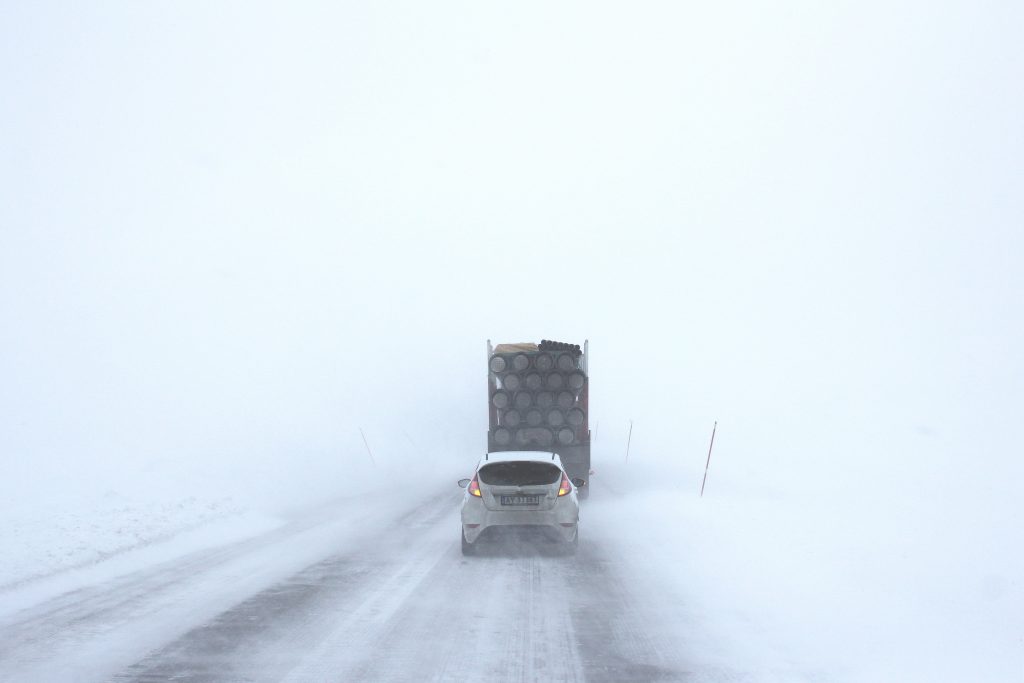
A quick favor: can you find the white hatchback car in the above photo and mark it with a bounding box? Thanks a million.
[458,451,582,555]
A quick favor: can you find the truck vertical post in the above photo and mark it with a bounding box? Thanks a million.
[486,339,498,438]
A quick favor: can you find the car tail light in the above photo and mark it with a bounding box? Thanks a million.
[557,472,572,496]
[468,474,482,497]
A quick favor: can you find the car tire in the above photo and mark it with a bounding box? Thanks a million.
[461,529,476,556]
[564,527,579,556]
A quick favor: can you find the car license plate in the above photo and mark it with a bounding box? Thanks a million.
[500,495,540,506]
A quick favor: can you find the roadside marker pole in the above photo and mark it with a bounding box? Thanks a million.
[700,421,717,497]
[359,427,377,466]
[624,419,633,463]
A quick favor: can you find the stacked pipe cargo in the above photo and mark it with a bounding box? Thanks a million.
[487,339,589,453]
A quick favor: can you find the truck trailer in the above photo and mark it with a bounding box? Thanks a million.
[486,339,591,494]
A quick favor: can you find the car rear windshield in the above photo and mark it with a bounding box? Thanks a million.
[478,461,561,486]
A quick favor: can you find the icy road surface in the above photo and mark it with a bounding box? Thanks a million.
[0,483,782,683]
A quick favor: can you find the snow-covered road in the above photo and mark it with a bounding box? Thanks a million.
[2,469,1018,683]
[0,483,699,683]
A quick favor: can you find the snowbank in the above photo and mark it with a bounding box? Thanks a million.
[587,457,1023,683]
[0,490,265,590]
[0,441,466,596]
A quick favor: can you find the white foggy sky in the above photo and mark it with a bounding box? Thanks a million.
[1,2,1022,496]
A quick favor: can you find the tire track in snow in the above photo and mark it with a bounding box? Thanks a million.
[114,492,457,683]
[0,491,445,683]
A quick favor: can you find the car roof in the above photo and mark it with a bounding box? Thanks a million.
[481,450,563,465]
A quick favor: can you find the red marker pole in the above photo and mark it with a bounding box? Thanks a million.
[700,421,717,497]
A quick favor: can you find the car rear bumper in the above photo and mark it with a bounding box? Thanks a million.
[468,524,577,544]
[462,503,578,543]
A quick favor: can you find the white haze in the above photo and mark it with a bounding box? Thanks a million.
[1,1,1022,680]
